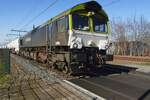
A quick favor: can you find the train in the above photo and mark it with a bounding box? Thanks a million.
[6,38,19,54]
[13,1,113,74]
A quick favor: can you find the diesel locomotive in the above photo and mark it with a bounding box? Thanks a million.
[19,1,113,73]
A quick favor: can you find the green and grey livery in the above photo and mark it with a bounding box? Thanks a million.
[19,1,113,74]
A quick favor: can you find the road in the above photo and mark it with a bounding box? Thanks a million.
[69,64,150,100]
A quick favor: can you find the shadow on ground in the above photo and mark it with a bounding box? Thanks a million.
[72,64,137,77]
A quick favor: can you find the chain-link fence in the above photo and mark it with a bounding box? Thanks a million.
[0,49,10,74]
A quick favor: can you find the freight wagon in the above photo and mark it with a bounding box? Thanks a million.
[6,38,19,54]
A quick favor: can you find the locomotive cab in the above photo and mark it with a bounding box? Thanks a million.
[67,1,113,70]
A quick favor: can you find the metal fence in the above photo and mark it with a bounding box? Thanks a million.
[0,49,10,74]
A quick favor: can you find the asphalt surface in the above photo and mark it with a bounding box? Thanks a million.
[70,65,150,100]
[108,61,150,73]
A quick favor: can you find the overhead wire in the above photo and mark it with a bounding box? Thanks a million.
[103,0,121,7]
[14,0,38,29]
[18,0,118,30]
[20,0,59,30]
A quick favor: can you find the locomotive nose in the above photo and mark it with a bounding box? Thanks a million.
[87,40,96,47]
[70,36,82,49]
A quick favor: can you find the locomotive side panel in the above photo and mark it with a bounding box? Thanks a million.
[48,16,69,47]
[20,32,32,48]
[31,26,47,47]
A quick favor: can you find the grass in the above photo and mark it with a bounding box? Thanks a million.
[0,59,3,67]
[0,74,10,88]
[0,58,11,88]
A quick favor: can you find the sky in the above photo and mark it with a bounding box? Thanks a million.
[0,0,150,44]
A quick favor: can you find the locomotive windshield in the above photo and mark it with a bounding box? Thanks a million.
[72,14,89,31]
[72,13,107,33]
[93,16,107,33]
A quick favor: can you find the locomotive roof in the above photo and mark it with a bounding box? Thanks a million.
[22,1,109,37]
[44,1,108,25]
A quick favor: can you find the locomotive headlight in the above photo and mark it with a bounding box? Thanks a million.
[88,11,95,16]
[88,40,96,47]
[87,40,92,46]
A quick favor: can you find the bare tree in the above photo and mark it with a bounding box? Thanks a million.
[110,15,150,56]
[111,18,127,55]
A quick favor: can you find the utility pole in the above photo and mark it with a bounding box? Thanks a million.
[10,29,28,37]
[7,34,21,37]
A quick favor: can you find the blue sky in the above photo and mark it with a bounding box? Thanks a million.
[0,0,150,44]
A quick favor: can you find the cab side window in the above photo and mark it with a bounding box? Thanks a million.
[57,16,68,33]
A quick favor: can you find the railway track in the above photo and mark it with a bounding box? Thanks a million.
[0,54,105,100]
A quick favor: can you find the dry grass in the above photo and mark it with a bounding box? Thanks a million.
[0,74,10,88]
